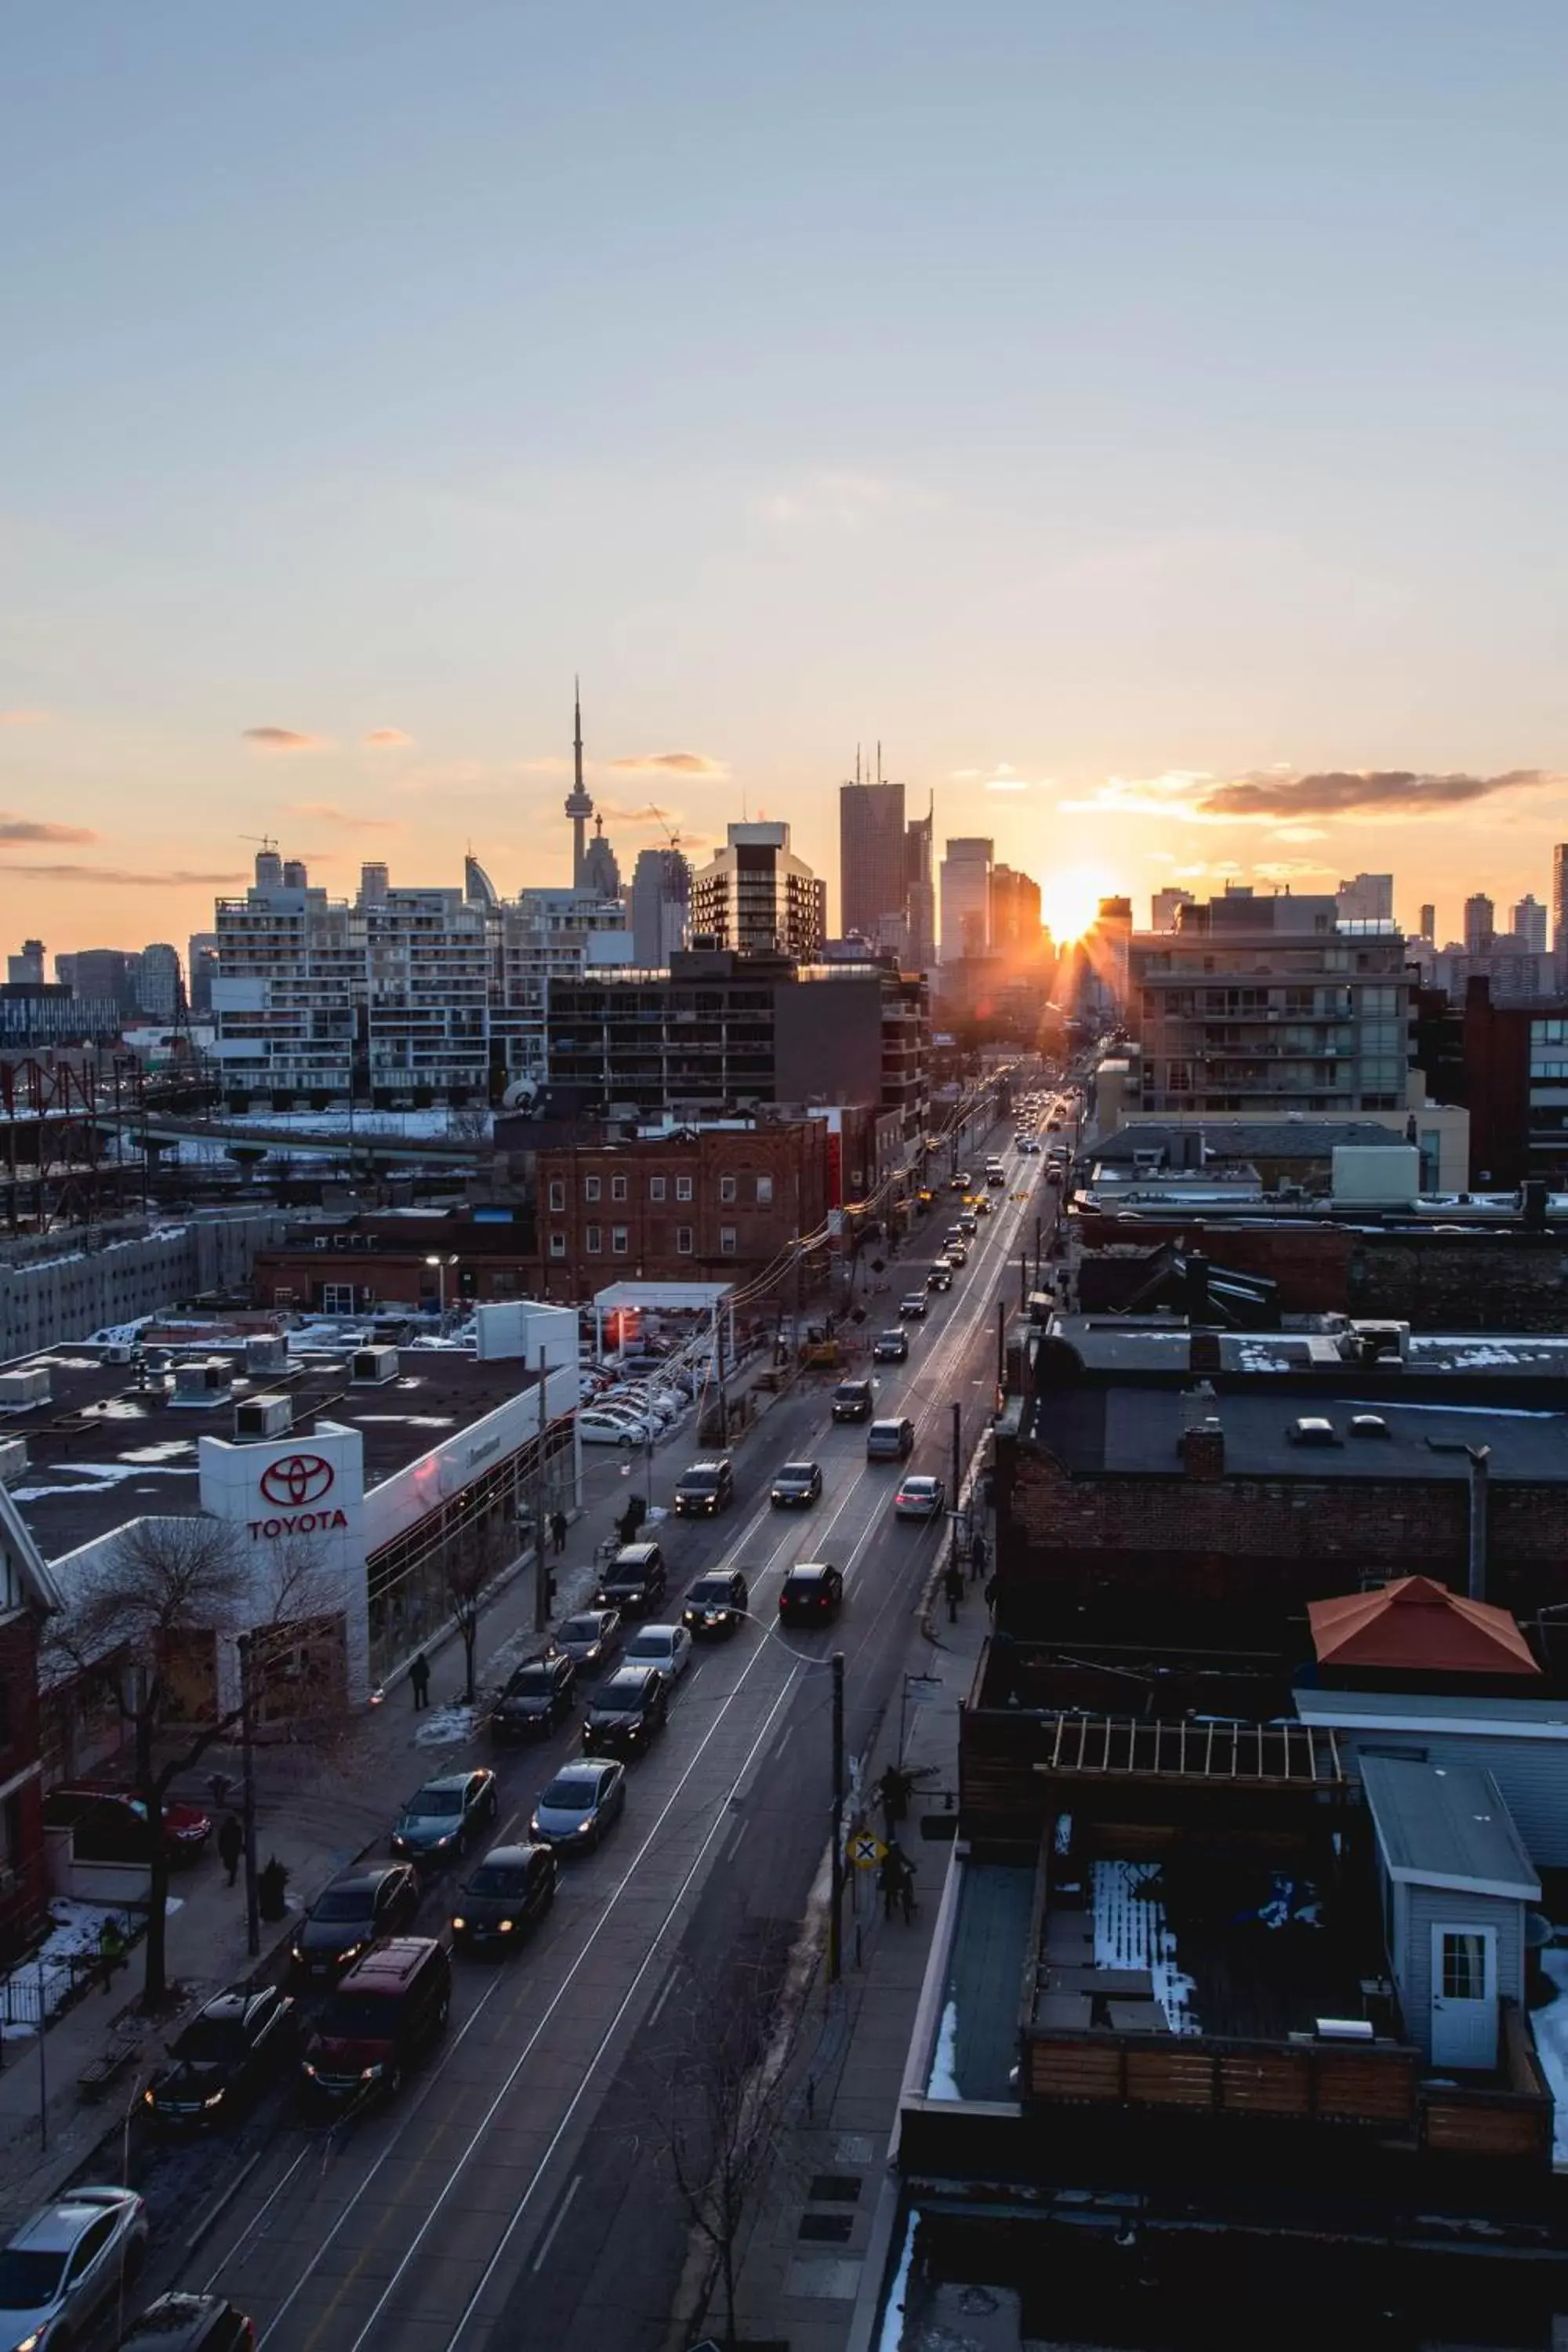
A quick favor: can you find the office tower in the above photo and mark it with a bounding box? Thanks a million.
[1094,897,1134,1014]
[66,949,141,1016]
[187,933,220,1019]
[630,846,691,967]
[6,940,44,986]
[690,823,826,960]
[1555,848,1568,978]
[580,815,621,900]
[138,943,182,1024]
[1150,888,1195,933]
[1336,873,1395,923]
[1418,903,1436,943]
[463,854,499,909]
[1464,894,1496,955]
[904,800,935,972]
[938,839,993,960]
[839,779,906,940]
[1512,895,1548,956]
[494,889,633,1082]
[989,866,1043,963]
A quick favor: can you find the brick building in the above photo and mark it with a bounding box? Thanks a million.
[250,1208,536,1317]
[0,1484,58,1964]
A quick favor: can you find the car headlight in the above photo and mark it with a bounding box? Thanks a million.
[498,1919,514,1933]
[143,2087,156,2107]
[451,1915,467,1932]
[336,1943,364,1966]
[16,2329,44,2352]
[574,1820,595,1836]
[303,2060,319,2078]
[204,2089,226,2109]
[291,1944,304,1963]
[359,2063,384,2082]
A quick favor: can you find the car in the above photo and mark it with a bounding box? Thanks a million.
[830,1379,875,1423]
[604,1384,681,1425]
[300,1937,451,2105]
[623,1622,694,1686]
[956,1211,978,1236]
[942,1236,968,1265]
[872,1329,909,1363]
[579,1408,658,1446]
[450,1842,557,1952]
[42,1784,212,1869]
[143,1985,296,2128]
[895,1474,947,1520]
[0,2187,148,2352]
[681,1570,750,1637]
[582,1664,670,1759]
[949,1172,971,1191]
[770,1460,822,1508]
[925,1262,953,1292]
[114,2292,255,2352]
[391,1769,499,1864]
[552,1608,622,1672]
[594,1541,668,1616]
[778,1563,844,1625]
[490,1653,578,1742]
[898,1293,928,1319]
[972,1193,994,1215]
[1022,1137,1043,1153]
[673,1458,734,1517]
[985,1165,1006,1187]
[867,1416,916,1461]
[530,1759,626,1851]
[291,1864,422,1983]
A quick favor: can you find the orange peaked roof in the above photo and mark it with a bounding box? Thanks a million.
[1307,1575,1540,1677]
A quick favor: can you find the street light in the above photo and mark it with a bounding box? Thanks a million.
[425,1252,459,1327]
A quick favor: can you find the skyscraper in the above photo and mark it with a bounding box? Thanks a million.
[6,940,44,985]
[1511,895,1548,955]
[1417,903,1436,943]
[1150,888,1195,932]
[139,943,182,1024]
[1464,893,1496,955]
[904,798,935,972]
[1336,873,1394,923]
[989,866,1043,964]
[1555,848,1568,979]
[691,823,826,959]
[938,839,993,960]
[839,779,906,941]
[630,845,691,965]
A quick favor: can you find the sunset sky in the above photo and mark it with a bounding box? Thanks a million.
[4,2,1566,959]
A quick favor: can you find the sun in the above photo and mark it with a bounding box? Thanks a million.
[1037,866,1116,944]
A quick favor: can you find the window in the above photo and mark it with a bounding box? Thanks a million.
[611,1225,629,1254]
[719,1174,738,1203]
[676,1176,693,1202]
[1440,1931,1487,2002]
[547,1178,565,1213]
[585,1223,602,1254]
[755,1174,774,1204]
[583,1175,601,1203]
[548,1232,567,1259]
[649,1175,666,1203]
[719,1225,738,1254]
[322,1282,356,1316]
[676,1225,694,1255]
[611,1174,627,1203]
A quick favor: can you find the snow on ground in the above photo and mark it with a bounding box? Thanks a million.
[926,1998,960,2100]
[875,2209,919,2352]
[0,1897,151,2034]
[1530,1949,1568,2164]
[412,1704,482,1748]
[1093,1859,1200,2034]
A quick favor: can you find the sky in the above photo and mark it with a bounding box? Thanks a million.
[3,0,1567,960]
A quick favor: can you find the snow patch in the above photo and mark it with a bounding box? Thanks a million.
[926,1998,961,2100]
[412,1704,481,1748]
[1093,1860,1200,2034]
[1529,1948,1568,2165]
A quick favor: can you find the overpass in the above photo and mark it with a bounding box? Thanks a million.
[89,1110,496,1169]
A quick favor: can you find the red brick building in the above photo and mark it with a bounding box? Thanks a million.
[0,1488,56,1964]
[250,1209,537,1317]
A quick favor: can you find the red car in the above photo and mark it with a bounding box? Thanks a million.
[43,1784,213,1867]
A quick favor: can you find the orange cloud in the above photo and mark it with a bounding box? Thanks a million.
[8,866,247,885]
[608,750,728,778]
[0,710,49,727]
[242,726,324,753]
[285,802,401,833]
[0,815,96,844]
[362,728,412,750]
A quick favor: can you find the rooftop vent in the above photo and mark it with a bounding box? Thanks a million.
[0,1367,50,1414]
[234,1393,293,1443]
[351,1345,399,1386]
[1348,1412,1391,1439]
[1288,1415,1340,1447]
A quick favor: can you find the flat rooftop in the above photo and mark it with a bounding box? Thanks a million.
[1041,1314,1568,1381]
[5,1341,542,1559]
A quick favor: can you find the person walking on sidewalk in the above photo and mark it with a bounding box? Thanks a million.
[969,1528,989,1585]
[408,1650,431,1712]
[880,1842,916,1923]
[217,1813,244,1889]
[97,1915,126,1994]
[550,1508,568,1557]
[942,1562,964,1624]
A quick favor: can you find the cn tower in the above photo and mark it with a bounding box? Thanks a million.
[564,677,593,887]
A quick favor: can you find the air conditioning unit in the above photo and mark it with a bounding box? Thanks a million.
[351,1346,399,1385]
[0,1438,27,1484]
[103,1342,137,1367]
[0,1367,50,1413]
[171,1359,230,1406]
[245,1335,289,1377]
[234,1394,293,1442]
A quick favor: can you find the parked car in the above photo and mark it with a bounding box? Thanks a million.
[579,1407,658,1446]
[43,1784,212,1868]
[0,2187,148,2352]
[391,1769,499,1864]
[490,1653,578,1742]
[114,2292,255,2352]
[143,1985,296,2129]
[291,1864,421,1984]
[770,1460,822,1508]
[872,1329,909,1363]
[623,1622,694,1686]
[450,1842,556,1953]
[681,1570,750,1638]
[778,1563,844,1626]
[300,1937,451,2104]
[594,1541,667,1617]
[673,1458,735,1517]
[830,1379,875,1422]
[530,1760,626,1852]
[867,1417,916,1462]
[895,1474,947,1521]
[604,1384,681,1425]
[582,1665,669,1759]
[552,1608,622,1672]
[898,1292,929,1319]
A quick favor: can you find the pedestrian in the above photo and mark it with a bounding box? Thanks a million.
[217,1812,244,1889]
[983,1573,998,1612]
[877,1763,911,1839]
[942,1563,964,1624]
[550,1508,568,1557]
[408,1650,431,1712]
[97,1915,126,1994]
[969,1529,989,1585]
[880,1841,915,1923]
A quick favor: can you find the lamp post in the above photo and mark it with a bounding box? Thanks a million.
[424,1252,458,1330]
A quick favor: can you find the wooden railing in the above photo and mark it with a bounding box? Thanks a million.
[1023,2025,1418,2125]
[1417,2002,1553,2165]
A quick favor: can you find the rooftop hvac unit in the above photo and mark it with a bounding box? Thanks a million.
[245,1335,289,1377]
[352,1345,399,1385]
[172,1359,230,1406]
[234,1393,293,1442]
[103,1342,137,1367]
[0,1437,28,1483]
[0,1367,51,1413]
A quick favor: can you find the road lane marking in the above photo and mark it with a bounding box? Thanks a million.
[528,2172,582,2274]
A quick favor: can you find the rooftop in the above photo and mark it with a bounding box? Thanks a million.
[1361,1755,1539,1902]
[1037,1312,1568,1384]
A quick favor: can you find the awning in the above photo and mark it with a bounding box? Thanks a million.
[1307,1575,1540,1678]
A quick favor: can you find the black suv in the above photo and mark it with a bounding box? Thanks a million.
[872,1329,909,1363]
[143,1984,296,2129]
[490,1653,577,1742]
[301,1936,452,2105]
[673,1458,735,1517]
[450,1843,556,1954]
[582,1665,669,1759]
[290,1864,421,1984]
[681,1570,750,1638]
[593,1541,667,1616]
[115,2296,254,2352]
[830,1379,874,1423]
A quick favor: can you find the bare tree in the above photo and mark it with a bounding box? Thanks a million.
[443,1511,514,1704]
[47,1519,335,2011]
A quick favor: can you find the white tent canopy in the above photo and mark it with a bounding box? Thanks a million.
[591,1281,733,1315]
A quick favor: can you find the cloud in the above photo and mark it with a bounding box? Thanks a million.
[1198,768,1553,819]
[984,775,1033,793]
[5,866,248,885]
[759,469,933,532]
[362,727,412,750]
[241,726,324,753]
[285,801,401,833]
[607,750,729,779]
[0,710,49,727]
[0,815,96,844]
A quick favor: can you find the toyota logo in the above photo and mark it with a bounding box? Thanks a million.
[259,1454,335,1508]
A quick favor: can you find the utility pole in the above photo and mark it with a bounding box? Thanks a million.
[238,1632,260,1959]
[533,1345,550,1632]
[1021,1250,1030,1314]
[829,1651,845,1987]
[996,1296,1006,1392]
[1034,1214,1043,1289]
[949,1399,962,1581]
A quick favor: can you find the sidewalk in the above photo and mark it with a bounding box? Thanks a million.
[0,1348,794,2227]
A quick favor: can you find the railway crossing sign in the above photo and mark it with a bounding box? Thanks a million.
[848,1830,885,1870]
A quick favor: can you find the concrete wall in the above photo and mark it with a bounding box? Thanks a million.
[0,1208,302,1360]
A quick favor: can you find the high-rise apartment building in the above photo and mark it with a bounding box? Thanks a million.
[629,848,691,968]
[690,823,826,960]
[493,889,633,1083]
[1555,848,1568,980]
[6,940,44,987]
[1464,894,1496,955]
[1150,889,1195,933]
[938,838,993,961]
[1511,895,1548,956]
[187,933,220,1019]
[1130,887,1410,1115]
[1336,873,1395,923]
[839,780,907,942]
[138,943,181,1024]
[1417,903,1436,944]
[62,949,140,1016]
[904,800,935,972]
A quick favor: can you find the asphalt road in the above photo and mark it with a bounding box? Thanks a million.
[129,1106,1059,2352]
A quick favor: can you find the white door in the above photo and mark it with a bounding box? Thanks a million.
[1429,1923,1497,2070]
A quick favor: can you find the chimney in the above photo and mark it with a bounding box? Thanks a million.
[1181,1414,1225,1481]
[1185,1251,1212,1323]
[1521,1178,1548,1231]
[1467,1444,1491,1603]
[1189,1329,1222,1376]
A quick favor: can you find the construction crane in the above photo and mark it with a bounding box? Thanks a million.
[645,805,683,851]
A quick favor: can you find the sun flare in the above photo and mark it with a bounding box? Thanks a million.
[1037,866,1116,943]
